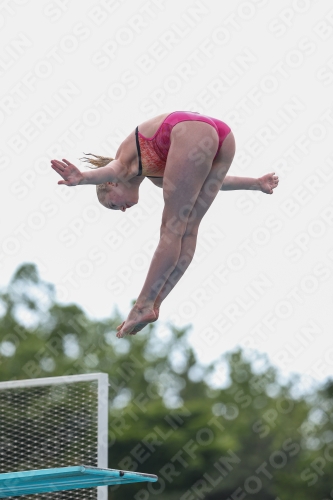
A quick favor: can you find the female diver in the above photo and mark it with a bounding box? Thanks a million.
[51,111,279,337]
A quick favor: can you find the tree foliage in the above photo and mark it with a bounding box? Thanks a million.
[0,264,332,500]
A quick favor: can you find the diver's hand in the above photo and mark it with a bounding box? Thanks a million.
[258,173,279,194]
[51,159,83,186]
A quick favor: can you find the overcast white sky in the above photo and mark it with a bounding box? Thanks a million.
[1,0,332,388]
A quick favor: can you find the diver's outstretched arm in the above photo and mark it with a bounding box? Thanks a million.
[149,173,279,194]
[51,158,133,186]
[221,173,279,194]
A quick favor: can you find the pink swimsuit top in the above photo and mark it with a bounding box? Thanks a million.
[135,111,231,178]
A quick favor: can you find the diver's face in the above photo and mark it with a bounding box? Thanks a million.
[102,183,137,212]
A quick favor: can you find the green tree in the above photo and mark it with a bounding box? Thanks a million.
[0,264,332,500]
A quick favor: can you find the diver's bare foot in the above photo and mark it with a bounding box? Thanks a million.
[153,305,160,320]
[259,173,279,194]
[116,304,157,338]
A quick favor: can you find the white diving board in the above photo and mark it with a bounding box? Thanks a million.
[0,466,158,498]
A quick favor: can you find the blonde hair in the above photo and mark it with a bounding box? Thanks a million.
[80,153,114,204]
[80,152,114,168]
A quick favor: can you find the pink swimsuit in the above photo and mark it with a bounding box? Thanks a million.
[135,111,231,178]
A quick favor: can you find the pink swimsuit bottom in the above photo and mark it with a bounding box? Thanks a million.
[135,111,231,178]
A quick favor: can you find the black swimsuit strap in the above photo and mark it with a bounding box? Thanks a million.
[135,126,142,176]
